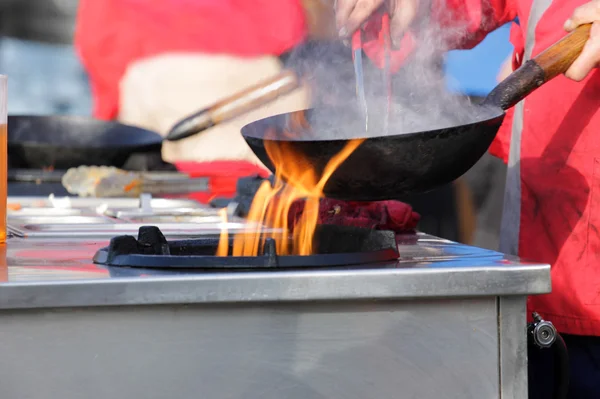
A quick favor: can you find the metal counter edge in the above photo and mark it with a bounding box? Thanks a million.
[0,264,551,309]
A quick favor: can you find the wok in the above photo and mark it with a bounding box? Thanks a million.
[8,115,164,169]
[242,24,591,201]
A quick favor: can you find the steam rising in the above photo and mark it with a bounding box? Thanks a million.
[282,4,498,140]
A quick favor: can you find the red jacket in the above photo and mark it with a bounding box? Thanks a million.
[431,0,600,336]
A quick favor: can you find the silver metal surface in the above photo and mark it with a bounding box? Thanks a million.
[7,221,263,238]
[7,215,116,224]
[498,296,528,399]
[0,232,551,309]
[0,299,500,399]
[353,48,368,131]
[112,207,222,219]
[9,207,83,216]
[139,193,153,212]
[119,215,225,223]
[7,194,244,238]
[0,198,550,399]
[8,195,203,210]
[107,207,218,218]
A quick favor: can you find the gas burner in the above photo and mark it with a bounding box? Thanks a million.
[93,225,399,270]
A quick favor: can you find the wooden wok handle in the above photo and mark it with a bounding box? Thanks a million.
[166,70,300,141]
[484,23,591,111]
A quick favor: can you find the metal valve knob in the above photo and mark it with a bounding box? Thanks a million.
[529,312,557,349]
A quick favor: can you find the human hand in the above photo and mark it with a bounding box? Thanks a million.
[335,0,418,45]
[563,2,600,81]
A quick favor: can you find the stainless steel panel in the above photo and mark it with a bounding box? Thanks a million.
[0,233,551,308]
[22,223,121,231]
[7,222,262,238]
[106,207,221,219]
[108,198,205,210]
[498,296,529,399]
[8,207,83,216]
[8,216,116,224]
[119,215,225,224]
[7,195,203,210]
[0,299,499,399]
[0,265,550,310]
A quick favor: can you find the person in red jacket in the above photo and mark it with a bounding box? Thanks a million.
[335,0,600,397]
[74,0,313,202]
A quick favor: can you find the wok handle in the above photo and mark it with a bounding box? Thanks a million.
[484,23,591,111]
[166,70,300,141]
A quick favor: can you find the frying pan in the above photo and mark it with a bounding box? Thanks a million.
[241,24,592,201]
[9,71,296,169]
[9,70,301,169]
[8,115,164,169]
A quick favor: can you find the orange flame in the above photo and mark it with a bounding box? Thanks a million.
[216,135,364,257]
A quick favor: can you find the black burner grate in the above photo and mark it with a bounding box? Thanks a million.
[93,225,399,270]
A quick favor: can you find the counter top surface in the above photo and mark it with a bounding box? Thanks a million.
[0,232,551,309]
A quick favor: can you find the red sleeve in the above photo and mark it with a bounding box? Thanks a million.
[363,0,517,71]
[432,0,518,49]
[74,0,307,120]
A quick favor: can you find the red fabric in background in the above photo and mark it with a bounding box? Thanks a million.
[288,198,420,233]
[360,0,516,72]
[74,0,307,120]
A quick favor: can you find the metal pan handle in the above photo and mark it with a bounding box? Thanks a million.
[166,70,300,141]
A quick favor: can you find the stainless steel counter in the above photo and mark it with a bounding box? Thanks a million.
[0,195,552,399]
[0,233,550,309]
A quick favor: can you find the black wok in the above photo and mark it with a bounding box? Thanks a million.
[242,24,591,201]
[8,115,163,169]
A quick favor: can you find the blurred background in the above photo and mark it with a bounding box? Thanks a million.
[0,1,511,118]
[445,24,512,250]
[0,0,512,250]
[0,0,91,115]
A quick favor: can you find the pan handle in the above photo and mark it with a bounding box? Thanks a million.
[166,70,300,141]
[484,23,591,111]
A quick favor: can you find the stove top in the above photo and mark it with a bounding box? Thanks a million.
[92,225,400,270]
[0,230,551,310]
[0,194,551,310]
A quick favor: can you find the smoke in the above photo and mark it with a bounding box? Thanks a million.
[281,1,499,140]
